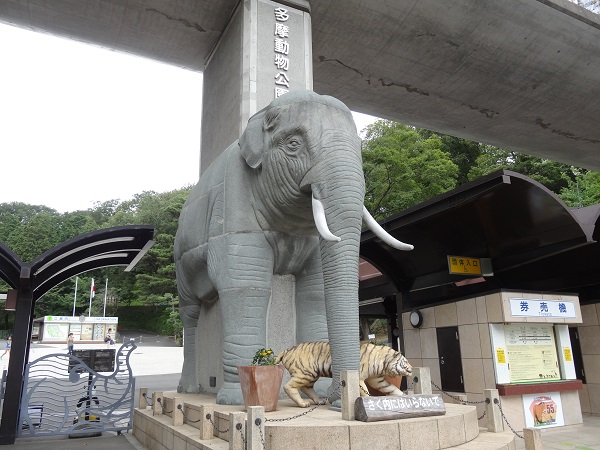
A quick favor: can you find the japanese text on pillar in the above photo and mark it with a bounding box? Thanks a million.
[274,7,290,97]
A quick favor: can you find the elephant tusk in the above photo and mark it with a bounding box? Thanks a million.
[363,206,414,251]
[312,195,342,242]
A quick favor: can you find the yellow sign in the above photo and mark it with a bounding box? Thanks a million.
[496,348,506,364]
[564,347,573,362]
[448,255,482,275]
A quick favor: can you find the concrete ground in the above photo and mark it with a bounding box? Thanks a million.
[3,334,600,449]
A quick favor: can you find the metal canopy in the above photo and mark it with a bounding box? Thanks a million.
[0,225,154,444]
[359,170,599,309]
[0,225,155,300]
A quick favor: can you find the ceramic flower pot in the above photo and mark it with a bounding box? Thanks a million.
[367,376,404,396]
[237,365,284,412]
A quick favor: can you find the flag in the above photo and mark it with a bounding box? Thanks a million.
[90,278,95,298]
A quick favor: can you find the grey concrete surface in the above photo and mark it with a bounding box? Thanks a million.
[1,1,599,170]
[3,335,600,448]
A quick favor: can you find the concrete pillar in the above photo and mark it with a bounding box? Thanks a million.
[246,406,265,450]
[172,397,184,426]
[484,389,503,433]
[139,387,148,409]
[412,368,432,395]
[152,391,163,416]
[196,1,314,396]
[341,370,360,421]
[228,412,246,450]
[201,0,312,173]
[524,428,543,450]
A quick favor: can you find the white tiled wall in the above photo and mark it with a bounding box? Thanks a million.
[577,303,600,415]
[403,290,589,423]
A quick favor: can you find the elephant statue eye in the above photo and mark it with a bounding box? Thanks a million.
[284,136,303,152]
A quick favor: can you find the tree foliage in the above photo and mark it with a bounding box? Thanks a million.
[362,120,459,220]
[467,147,579,195]
[560,171,600,207]
[0,186,192,321]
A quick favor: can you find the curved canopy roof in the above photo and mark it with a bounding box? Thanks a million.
[0,225,154,300]
[360,170,600,308]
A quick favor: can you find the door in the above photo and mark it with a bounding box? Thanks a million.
[436,326,465,392]
[568,327,586,384]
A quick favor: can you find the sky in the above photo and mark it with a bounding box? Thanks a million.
[0,23,378,213]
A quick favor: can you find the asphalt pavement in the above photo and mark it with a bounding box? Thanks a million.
[5,333,600,449]
[4,331,182,449]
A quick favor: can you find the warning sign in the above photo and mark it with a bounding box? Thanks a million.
[447,255,482,275]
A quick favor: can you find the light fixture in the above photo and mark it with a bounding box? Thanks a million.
[409,309,423,328]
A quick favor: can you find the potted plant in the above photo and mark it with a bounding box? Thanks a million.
[237,348,284,412]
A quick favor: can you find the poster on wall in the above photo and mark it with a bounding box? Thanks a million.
[42,323,69,341]
[523,392,564,428]
[505,324,560,383]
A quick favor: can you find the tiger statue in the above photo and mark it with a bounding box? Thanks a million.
[276,342,412,408]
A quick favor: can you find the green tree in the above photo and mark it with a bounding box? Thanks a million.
[468,147,578,195]
[362,120,459,220]
[418,131,482,185]
[560,171,600,207]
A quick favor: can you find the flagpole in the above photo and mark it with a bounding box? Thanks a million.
[103,278,108,317]
[88,278,95,317]
[72,276,78,317]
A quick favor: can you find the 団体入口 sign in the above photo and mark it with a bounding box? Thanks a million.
[509,298,576,318]
[447,255,482,275]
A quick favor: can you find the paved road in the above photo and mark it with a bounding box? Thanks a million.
[6,334,600,449]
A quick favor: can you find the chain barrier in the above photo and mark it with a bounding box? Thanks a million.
[495,399,524,439]
[236,422,246,447]
[258,421,267,450]
[176,404,202,424]
[206,412,230,434]
[156,397,173,414]
[264,380,343,423]
[477,408,487,421]
[429,380,487,405]
[141,392,153,406]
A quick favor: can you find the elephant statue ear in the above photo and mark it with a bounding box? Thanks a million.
[240,106,281,169]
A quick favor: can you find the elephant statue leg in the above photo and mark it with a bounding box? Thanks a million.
[295,250,331,399]
[177,299,200,393]
[208,233,275,405]
[295,249,328,343]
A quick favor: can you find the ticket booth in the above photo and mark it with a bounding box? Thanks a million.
[489,295,583,430]
[401,289,584,432]
[37,316,118,343]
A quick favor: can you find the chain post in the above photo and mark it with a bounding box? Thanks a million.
[172,397,184,426]
[523,427,543,449]
[139,387,148,409]
[412,367,432,395]
[200,405,215,440]
[157,397,173,414]
[484,389,503,432]
[247,406,265,450]
[496,400,524,439]
[152,391,163,416]
[341,370,359,421]
[228,412,245,450]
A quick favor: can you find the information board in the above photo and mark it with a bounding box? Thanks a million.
[505,324,560,383]
[70,349,115,373]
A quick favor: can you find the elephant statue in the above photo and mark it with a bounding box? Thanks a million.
[174,90,412,404]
